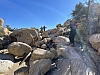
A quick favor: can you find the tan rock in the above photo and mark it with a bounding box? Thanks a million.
[29,59,52,75]
[56,24,62,28]
[89,34,100,53]
[0,28,9,37]
[50,47,58,59]
[52,36,70,45]
[34,40,44,47]
[8,42,32,57]
[41,44,47,49]
[50,47,57,54]
[57,47,70,59]
[0,18,4,27]
[43,38,47,43]
[50,28,57,34]
[0,53,14,74]
[63,21,69,27]
[30,48,55,63]
[9,28,39,45]
[42,30,50,38]
[14,67,29,75]
[38,35,42,41]
[10,29,33,45]
[46,38,52,42]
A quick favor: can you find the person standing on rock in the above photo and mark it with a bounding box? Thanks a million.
[69,20,76,46]
[43,26,47,31]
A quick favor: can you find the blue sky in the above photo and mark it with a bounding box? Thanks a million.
[0,0,100,30]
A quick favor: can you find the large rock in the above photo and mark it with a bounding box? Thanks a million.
[29,59,52,75]
[30,48,55,63]
[47,46,96,75]
[8,42,32,57]
[42,30,51,38]
[34,40,44,47]
[89,34,100,54]
[0,28,9,37]
[57,47,70,59]
[0,53,14,74]
[50,28,57,34]
[0,18,4,27]
[63,20,69,27]
[47,58,71,75]
[52,36,70,46]
[9,28,39,45]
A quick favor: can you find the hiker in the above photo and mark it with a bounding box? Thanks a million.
[43,26,47,31]
[40,26,43,35]
[69,20,76,46]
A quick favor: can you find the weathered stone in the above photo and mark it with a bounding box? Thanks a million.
[14,67,29,75]
[43,38,47,43]
[29,59,52,75]
[52,36,70,46]
[0,18,4,27]
[50,28,57,34]
[47,58,71,75]
[63,21,69,27]
[89,34,100,54]
[30,48,55,63]
[41,44,47,49]
[50,47,57,54]
[38,35,42,41]
[42,30,50,38]
[46,38,52,42]
[0,53,14,74]
[8,42,32,57]
[9,28,39,45]
[34,40,44,47]
[0,37,4,45]
[56,28,65,36]
[89,34,100,44]
[9,29,33,45]
[0,28,9,37]
[57,47,70,59]
[50,47,58,59]
[56,24,62,28]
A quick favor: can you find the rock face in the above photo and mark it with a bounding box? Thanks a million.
[8,42,32,57]
[30,48,55,63]
[29,59,52,75]
[47,46,96,75]
[0,53,14,74]
[89,34,100,54]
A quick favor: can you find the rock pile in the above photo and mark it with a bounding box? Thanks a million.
[0,18,96,75]
[0,22,71,75]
